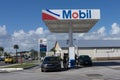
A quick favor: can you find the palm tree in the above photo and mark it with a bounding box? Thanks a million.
[0,47,4,56]
[13,44,19,63]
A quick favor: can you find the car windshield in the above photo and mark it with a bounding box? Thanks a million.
[79,56,91,60]
[44,57,60,62]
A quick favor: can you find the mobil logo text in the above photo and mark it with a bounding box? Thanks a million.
[62,10,91,19]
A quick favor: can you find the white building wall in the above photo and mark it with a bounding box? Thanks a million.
[117,48,120,52]
[62,48,120,60]
[62,49,68,53]
[96,48,112,53]
[95,48,120,58]
[78,49,95,58]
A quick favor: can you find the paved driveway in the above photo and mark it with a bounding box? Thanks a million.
[0,60,120,80]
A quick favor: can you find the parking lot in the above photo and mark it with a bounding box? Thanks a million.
[0,60,120,80]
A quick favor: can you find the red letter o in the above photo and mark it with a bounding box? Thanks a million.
[72,12,78,19]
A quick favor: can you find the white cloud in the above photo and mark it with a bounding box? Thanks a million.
[103,23,120,40]
[97,26,106,35]
[28,30,35,35]
[11,27,46,51]
[79,23,120,40]
[12,27,45,39]
[0,25,7,36]
[1,22,120,52]
[13,30,26,40]
[81,26,106,40]
[111,23,120,34]
[0,25,12,52]
[35,27,43,34]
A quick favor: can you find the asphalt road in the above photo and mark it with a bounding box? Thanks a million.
[0,60,120,80]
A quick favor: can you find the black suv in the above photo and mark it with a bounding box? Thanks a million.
[78,55,92,66]
[41,56,61,72]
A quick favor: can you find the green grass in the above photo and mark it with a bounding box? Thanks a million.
[5,63,37,68]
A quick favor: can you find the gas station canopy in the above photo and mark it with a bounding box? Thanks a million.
[42,9,100,33]
[42,9,100,68]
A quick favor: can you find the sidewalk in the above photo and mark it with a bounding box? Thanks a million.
[0,64,23,73]
[0,68,23,73]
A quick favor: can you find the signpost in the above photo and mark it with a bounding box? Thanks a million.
[38,38,47,60]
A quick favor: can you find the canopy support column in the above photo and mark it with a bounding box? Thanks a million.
[69,25,73,47]
[68,25,75,68]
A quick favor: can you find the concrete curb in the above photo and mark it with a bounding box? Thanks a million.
[0,68,23,73]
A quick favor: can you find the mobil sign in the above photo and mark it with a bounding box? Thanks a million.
[42,9,100,20]
[63,10,92,19]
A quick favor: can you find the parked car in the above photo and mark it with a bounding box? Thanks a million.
[78,55,92,66]
[0,56,5,61]
[4,56,17,64]
[41,56,61,72]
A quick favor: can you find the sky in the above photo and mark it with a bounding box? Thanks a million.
[0,0,120,52]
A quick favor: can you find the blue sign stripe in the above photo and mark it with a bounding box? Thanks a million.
[46,9,60,17]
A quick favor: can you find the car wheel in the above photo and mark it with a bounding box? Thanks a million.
[59,67,62,71]
[41,68,44,72]
[43,68,47,72]
[41,68,46,72]
[89,63,93,66]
